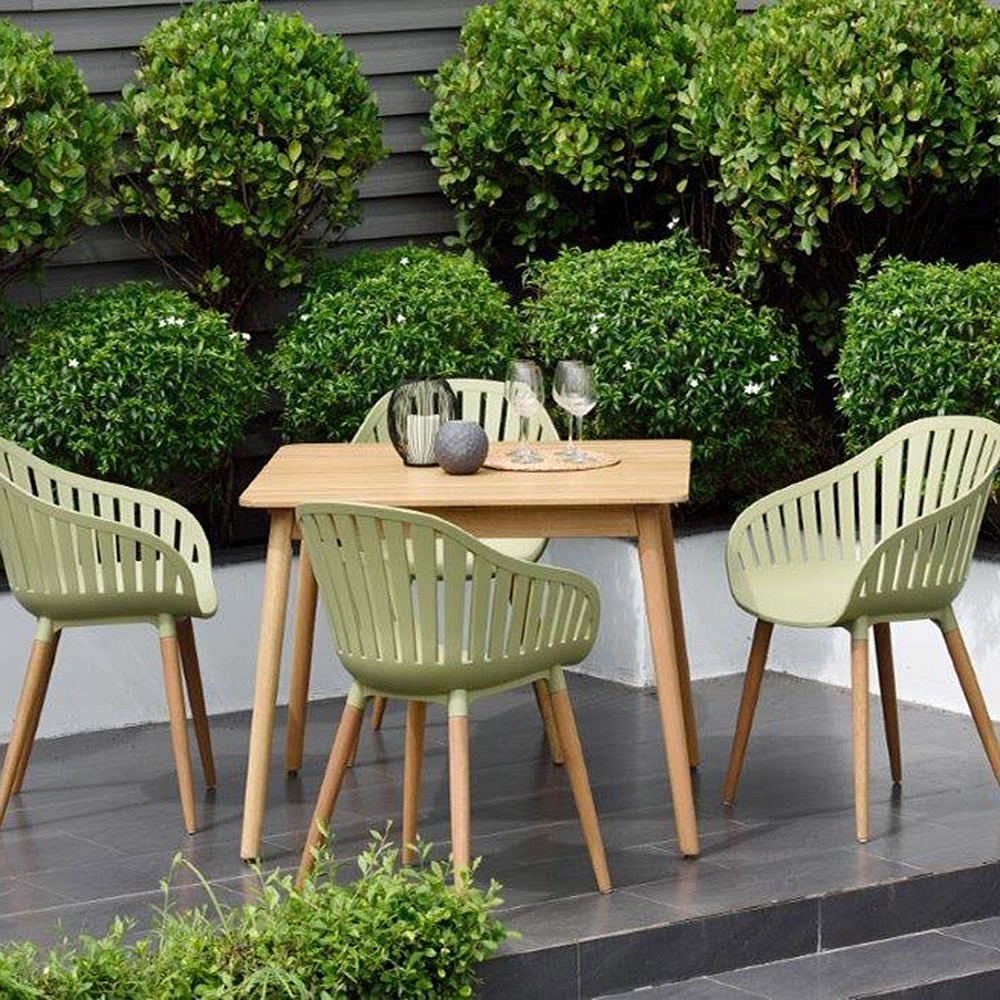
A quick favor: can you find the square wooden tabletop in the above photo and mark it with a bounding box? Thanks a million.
[240,440,692,511]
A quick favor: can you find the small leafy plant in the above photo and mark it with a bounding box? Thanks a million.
[0,20,117,290]
[117,0,386,321]
[424,0,734,264]
[273,246,523,442]
[838,258,1000,453]
[525,235,810,506]
[0,835,506,998]
[0,282,263,491]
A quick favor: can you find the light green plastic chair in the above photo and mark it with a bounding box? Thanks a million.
[0,438,218,834]
[722,415,1000,843]
[285,378,567,771]
[294,502,610,893]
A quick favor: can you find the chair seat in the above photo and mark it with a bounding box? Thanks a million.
[730,560,861,629]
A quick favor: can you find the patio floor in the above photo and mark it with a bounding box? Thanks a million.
[1,669,1000,997]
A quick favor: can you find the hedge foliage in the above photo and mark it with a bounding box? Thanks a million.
[525,235,809,504]
[838,258,1000,453]
[117,0,386,321]
[0,837,506,998]
[0,282,263,490]
[425,0,735,263]
[0,21,116,289]
[273,246,522,442]
[690,0,1000,346]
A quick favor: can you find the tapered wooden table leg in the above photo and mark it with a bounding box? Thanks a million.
[241,510,294,861]
[659,506,699,767]
[285,547,318,776]
[636,505,699,857]
[402,700,427,864]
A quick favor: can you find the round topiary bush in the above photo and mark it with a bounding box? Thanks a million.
[0,21,116,289]
[690,0,1000,348]
[273,246,523,442]
[424,0,735,264]
[524,235,808,505]
[117,0,386,321]
[838,258,1000,454]
[0,282,263,490]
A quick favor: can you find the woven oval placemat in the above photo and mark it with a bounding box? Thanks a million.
[484,442,621,472]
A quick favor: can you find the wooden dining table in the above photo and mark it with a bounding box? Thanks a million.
[238,439,700,862]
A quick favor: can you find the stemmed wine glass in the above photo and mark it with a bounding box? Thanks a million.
[505,360,545,464]
[553,360,596,463]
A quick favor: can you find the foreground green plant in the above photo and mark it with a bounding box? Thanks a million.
[0,20,117,290]
[838,258,1000,453]
[0,835,506,998]
[525,235,811,506]
[425,0,734,264]
[117,0,386,321]
[273,245,522,442]
[0,282,262,491]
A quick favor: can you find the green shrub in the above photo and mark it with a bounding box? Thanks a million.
[838,258,1000,453]
[424,0,735,263]
[0,837,506,998]
[689,0,1000,350]
[0,282,263,490]
[117,0,386,321]
[524,236,809,505]
[273,246,523,441]
[0,21,116,290]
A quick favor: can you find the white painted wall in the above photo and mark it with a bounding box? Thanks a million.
[1,530,998,740]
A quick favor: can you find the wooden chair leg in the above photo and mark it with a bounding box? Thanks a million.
[550,685,611,893]
[402,701,427,864]
[176,619,216,789]
[852,635,870,844]
[371,695,388,731]
[943,625,1000,787]
[286,548,318,776]
[533,679,564,765]
[722,619,773,805]
[0,637,58,824]
[160,631,198,835]
[296,703,364,888]
[873,623,902,784]
[346,701,365,768]
[11,631,60,796]
[448,712,471,887]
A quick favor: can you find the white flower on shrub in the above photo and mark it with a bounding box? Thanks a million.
[242,332,251,342]
[399,256,410,265]
[743,381,763,396]
[589,323,598,334]
[67,358,80,369]
[667,217,679,230]
[396,313,405,324]
[891,307,903,318]
[299,313,311,322]
[158,315,185,328]
[769,353,779,363]
[687,374,701,388]
[623,361,633,371]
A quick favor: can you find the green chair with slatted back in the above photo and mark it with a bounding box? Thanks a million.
[0,438,217,834]
[722,415,1000,843]
[294,502,610,893]
[284,378,566,773]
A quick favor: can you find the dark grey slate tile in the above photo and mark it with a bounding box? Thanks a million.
[578,898,818,998]
[821,863,1000,950]
[481,943,579,1000]
[939,914,1000,952]
[597,978,768,999]
[716,930,1000,1000]
[863,967,1000,999]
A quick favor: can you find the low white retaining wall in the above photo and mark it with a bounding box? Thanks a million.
[1,530,998,740]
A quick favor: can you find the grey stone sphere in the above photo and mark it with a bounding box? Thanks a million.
[434,420,489,475]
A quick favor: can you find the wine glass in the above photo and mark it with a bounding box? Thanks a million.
[553,360,596,463]
[505,360,545,464]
